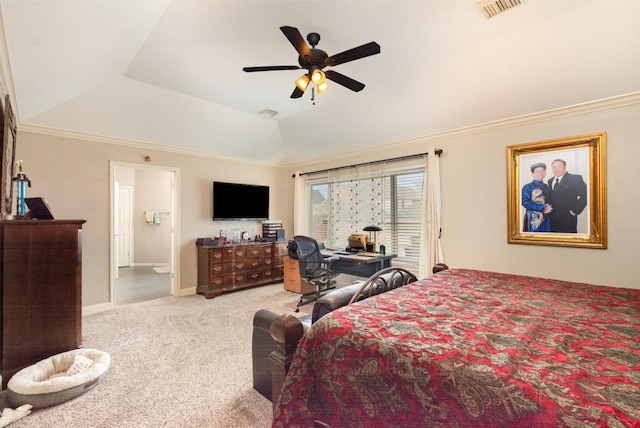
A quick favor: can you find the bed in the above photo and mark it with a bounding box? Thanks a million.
[272,269,640,427]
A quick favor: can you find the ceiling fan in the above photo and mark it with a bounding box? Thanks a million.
[243,26,381,99]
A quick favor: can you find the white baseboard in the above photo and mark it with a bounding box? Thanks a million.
[179,287,197,296]
[131,262,170,267]
[82,302,112,317]
[82,288,196,316]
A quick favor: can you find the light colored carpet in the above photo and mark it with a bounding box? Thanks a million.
[0,283,311,427]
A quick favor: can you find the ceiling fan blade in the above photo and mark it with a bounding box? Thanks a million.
[325,41,381,67]
[290,86,305,98]
[243,65,301,72]
[325,70,366,92]
[280,26,312,60]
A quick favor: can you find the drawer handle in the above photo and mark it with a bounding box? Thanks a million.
[265,248,272,254]
[251,261,259,267]
[251,249,259,255]
[265,270,272,276]
[251,273,259,279]
[236,275,244,281]
[213,266,222,272]
[236,263,244,269]
[236,251,244,256]
[265,259,272,265]
[213,279,222,285]
[214,253,222,259]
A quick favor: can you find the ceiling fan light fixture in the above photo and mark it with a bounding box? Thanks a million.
[317,81,329,93]
[295,74,310,91]
[311,68,326,85]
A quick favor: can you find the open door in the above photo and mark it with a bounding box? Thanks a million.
[117,185,133,267]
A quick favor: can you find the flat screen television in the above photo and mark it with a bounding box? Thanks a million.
[213,181,269,221]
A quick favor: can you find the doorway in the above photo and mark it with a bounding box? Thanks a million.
[110,161,180,308]
[117,185,133,268]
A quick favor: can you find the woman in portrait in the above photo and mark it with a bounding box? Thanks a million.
[522,162,552,232]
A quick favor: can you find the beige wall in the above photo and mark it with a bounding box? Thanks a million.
[15,131,290,308]
[287,98,640,289]
[133,168,172,265]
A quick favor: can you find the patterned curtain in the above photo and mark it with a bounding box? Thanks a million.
[327,164,384,250]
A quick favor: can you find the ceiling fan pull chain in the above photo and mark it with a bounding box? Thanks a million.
[311,87,316,106]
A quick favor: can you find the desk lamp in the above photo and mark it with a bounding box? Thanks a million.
[363,225,382,252]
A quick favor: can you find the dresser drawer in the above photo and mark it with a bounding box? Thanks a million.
[209,262,232,275]
[245,245,266,257]
[264,267,282,281]
[232,247,246,259]
[208,247,233,263]
[246,268,275,283]
[208,274,233,290]
[246,257,272,270]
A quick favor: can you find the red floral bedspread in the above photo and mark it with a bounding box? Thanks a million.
[273,269,640,427]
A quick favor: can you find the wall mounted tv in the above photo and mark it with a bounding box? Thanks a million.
[213,181,269,221]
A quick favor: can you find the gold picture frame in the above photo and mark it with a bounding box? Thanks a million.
[507,132,606,248]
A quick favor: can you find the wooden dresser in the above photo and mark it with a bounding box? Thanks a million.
[0,220,85,387]
[196,240,287,299]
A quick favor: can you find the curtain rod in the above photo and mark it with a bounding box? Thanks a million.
[291,149,442,178]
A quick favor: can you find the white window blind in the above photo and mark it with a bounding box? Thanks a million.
[308,164,425,273]
[383,172,424,271]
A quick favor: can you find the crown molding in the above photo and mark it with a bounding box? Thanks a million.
[17,123,289,170]
[288,91,640,171]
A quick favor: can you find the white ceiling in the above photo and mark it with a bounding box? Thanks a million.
[2,0,639,165]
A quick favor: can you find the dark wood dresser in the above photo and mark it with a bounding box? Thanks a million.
[0,220,85,387]
[196,240,287,299]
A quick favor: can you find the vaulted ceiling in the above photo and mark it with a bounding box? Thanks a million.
[1,0,639,165]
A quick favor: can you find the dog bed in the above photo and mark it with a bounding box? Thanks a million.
[6,348,110,409]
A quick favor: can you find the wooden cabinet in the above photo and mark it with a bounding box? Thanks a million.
[283,257,314,294]
[1,220,85,387]
[196,241,287,299]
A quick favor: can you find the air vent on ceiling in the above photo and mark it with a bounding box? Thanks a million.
[258,108,278,118]
[476,0,526,19]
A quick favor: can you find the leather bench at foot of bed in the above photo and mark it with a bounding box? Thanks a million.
[252,266,420,402]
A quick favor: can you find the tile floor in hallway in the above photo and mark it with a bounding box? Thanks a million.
[117,265,171,306]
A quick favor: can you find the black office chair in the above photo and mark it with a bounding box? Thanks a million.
[292,235,340,312]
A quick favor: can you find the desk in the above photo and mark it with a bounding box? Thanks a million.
[322,250,397,277]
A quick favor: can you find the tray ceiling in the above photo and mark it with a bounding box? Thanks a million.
[1,0,639,165]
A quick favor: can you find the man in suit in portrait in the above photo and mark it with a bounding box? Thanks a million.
[548,159,588,233]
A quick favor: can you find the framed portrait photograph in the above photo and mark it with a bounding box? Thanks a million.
[507,132,607,248]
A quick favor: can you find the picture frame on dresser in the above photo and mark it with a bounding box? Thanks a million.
[506,132,607,248]
[1,94,17,217]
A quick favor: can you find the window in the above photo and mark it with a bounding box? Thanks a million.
[309,167,425,273]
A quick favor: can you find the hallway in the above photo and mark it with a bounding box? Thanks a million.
[117,266,171,306]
